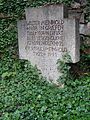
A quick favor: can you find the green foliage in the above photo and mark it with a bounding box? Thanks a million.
[0,46,89,120]
[86,0,90,22]
[0,19,17,50]
[57,53,72,84]
[0,0,72,19]
[0,62,90,119]
[80,36,90,73]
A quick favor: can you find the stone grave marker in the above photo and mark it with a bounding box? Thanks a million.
[17,20,28,59]
[17,4,80,83]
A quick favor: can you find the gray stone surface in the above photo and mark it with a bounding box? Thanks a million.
[17,20,28,59]
[17,5,80,83]
[25,5,67,82]
[68,9,82,20]
[85,22,90,35]
[79,24,87,35]
[25,4,68,22]
[64,18,80,63]
[80,22,90,35]
[80,13,85,23]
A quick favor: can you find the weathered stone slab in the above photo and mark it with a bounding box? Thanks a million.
[17,5,80,83]
[85,22,90,35]
[25,5,68,82]
[17,20,28,59]
[80,22,90,35]
[79,24,87,35]
[64,18,80,63]
[25,4,68,21]
[68,9,82,20]
[80,13,85,23]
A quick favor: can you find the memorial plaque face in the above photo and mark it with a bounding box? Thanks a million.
[18,5,80,83]
[25,5,68,82]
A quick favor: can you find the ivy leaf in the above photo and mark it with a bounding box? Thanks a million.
[1,72,8,78]
[1,72,16,79]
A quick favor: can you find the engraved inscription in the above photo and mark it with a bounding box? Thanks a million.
[26,19,67,56]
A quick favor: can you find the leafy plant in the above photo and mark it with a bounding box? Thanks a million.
[57,53,72,84]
